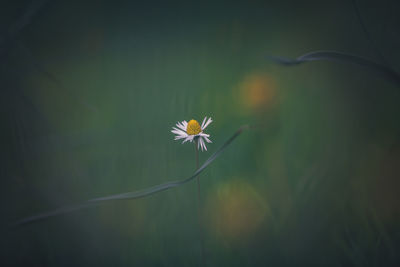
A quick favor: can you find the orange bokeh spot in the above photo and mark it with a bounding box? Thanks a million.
[240,73,277,111]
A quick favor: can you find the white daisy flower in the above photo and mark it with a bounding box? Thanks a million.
[171,117,213,151]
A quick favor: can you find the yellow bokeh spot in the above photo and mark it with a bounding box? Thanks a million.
[186,119,201,135]
[205,180,269,242]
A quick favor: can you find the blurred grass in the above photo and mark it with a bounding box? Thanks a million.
[2,0,400,266]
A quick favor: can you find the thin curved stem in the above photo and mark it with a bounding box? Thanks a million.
[195,140,206,266]
[13,125,251,227]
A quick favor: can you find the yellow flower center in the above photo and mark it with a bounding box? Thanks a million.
[186,119,201,135]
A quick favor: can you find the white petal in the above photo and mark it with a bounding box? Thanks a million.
[172,131,185,138]
[175,134,187,137]
[172,134,187,140]
[176,121,186,131]
[182,135,194,144]
[171,127,187,136]
[198,138,203,151]
[204,136,212,143]
[182,121,188,128]
[201,117,207,129]
[203,139,207,151]
[174,133,187,140]
[202,117,212,130]
[199,132,210,138]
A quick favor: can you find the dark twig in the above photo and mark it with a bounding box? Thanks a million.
[351,0,390,67]
[268,50,400,86]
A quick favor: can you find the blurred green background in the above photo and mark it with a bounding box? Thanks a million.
[2,0,400,266]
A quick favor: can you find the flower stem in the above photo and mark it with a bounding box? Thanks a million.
[195,140,206,266]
